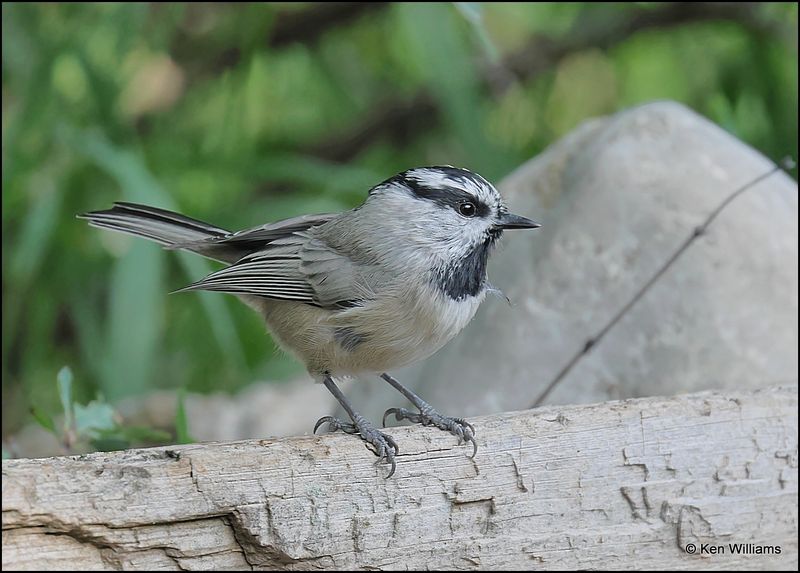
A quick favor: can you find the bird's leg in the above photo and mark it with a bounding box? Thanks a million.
[380,373,477,458]
[313,375,399,478]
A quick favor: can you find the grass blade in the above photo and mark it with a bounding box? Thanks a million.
[175,387,194,444]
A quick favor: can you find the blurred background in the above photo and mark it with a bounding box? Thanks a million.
[2,2,797,456]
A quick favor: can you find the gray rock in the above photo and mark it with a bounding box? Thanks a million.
[347,101,798,422]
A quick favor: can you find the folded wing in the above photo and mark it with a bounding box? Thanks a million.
[178,230,380,310]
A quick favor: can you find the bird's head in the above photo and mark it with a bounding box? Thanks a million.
[366,166,540,299]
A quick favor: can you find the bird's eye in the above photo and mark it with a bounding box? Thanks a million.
[458,202,477,217]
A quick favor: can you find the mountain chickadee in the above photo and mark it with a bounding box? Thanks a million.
[80,166,540,477]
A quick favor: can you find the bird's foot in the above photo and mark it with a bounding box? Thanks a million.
[382,405,477,458]
[314,414,399,478]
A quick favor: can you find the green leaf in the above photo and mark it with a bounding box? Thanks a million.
[4,176,64,364]
[395,3,508,175]
[74,400,117,439]
[2,447,11,460]
[105,239,164,400]
[30,405,57,436]
[175,388,193,444]
[57,128,165,400]
[118,425,172,444]
[454,2,500,63]
[57,366,74,432]
[176,252,246,369]
[90,436,130,452]
[69,293,111,389]
[63,126,246,378]
[91,424,171,446]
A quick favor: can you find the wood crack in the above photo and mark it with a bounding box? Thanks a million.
[3,385,797,571]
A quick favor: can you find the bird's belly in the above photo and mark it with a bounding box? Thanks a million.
[256,288,485,377]
[336,290,485,375]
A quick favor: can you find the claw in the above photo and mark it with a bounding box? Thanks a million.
[383,432,399,456]
[383,407,423,426]
[382,406,477,457]
[466,436,478,458]
[378,448,397,479]
[313,416,358,435]
[455,418,475,435]
[382,434,399,478]
[382,407,400,427]
[366,431,398,478]
[314,414,399,478]
[313,415,335,434]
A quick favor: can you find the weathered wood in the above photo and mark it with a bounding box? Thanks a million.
[2,385,797,571]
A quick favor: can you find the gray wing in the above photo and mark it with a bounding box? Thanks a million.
[177,227,379,309]
[300,235,382,309]
[171,213,338,262]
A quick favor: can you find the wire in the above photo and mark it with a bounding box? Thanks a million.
[530,157,796,408]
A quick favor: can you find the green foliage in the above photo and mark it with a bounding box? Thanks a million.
[56,366,74,434]
[3,3,797,449]
[174,387,194,445]
[30,405,57,436]
[27,366,176,454]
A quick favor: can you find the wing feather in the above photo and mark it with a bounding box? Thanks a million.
[172,213,337,253]
[177,223,384,309]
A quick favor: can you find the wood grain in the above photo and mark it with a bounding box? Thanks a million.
[3,385,797,570]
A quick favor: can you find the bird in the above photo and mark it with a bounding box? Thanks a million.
[79,166,540,477]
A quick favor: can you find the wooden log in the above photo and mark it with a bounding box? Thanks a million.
[2,385,797,570]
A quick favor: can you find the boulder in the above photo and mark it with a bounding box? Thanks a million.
[347,101,798,421]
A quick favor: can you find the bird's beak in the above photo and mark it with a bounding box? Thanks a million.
[496,212,541,230]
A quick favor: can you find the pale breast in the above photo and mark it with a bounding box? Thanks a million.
[256,283,486,377]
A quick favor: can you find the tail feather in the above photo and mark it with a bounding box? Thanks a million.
[80,202,336,265]
[78,202,231,258]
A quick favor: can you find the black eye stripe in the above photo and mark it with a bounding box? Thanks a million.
[397,178,491,217]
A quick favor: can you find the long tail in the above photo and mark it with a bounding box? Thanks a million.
[78,202,232,260]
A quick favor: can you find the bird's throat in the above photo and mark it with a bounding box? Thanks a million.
[433,236,496,301]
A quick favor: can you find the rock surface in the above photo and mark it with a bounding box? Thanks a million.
[349,101,798,422]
